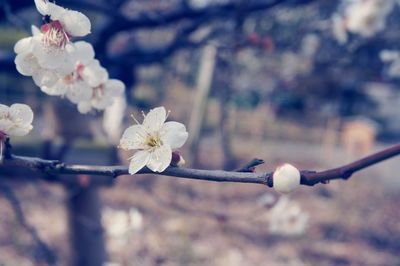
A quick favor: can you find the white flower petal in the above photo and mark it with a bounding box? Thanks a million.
[120,125,148,150]
[129,150,150,174]
[81,60,108,87]
[41,79,68,96]
[31,25,41,36]
[66,82,92,103]
[60,10,91,37]
[142,107,167,133]
[77,101,92,114]
[7,125,33,136]
[9,104,34,125]
[55,44,76,75]
[47,2,66,20]
[0,119,13,133]
[14,37,33,54]
[91,97,112,110]
[32,69,59,87]
[160,121,188,149]
[104,79,125,96]
[147,145,172,172]
[14,52,39,76]
[72,41,95,64]
[32,40,69,69]
[34,0,49,16]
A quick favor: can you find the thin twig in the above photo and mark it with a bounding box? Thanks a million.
[235,158,265,172]
[1,142,399,187]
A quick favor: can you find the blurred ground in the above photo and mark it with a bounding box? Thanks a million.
[0,137,399,266]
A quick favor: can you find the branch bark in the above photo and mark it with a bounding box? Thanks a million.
[1,142,399,188]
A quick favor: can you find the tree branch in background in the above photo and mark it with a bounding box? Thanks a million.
[0,182,57,265]
[1,139,399,188]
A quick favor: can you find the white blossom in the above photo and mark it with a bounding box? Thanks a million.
[119,107,189,174]
[268,196,309,236]
[38,41,120,114]
[31,0,91,70]
[0,104,34,161]
[14,26,61,87]
[0,104,34,137]
[40,41,107,101]
[273,163,301,194]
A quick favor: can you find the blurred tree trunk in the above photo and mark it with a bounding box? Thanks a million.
[67,186,106,266]
[215,3,246,170]
[215,52,237,170]
[187,44,217,166]
[42,99,107,266]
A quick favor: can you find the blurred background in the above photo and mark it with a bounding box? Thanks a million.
[0,0,400,265]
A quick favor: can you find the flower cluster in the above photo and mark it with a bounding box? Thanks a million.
[14,0,124,114]
[12,1,188,174]
[119,107,188,174]
[0,103,34,160]
[332,0,395,44]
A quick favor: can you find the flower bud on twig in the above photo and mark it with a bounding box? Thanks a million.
[273,163,300,194]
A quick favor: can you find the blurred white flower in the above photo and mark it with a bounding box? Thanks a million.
[119,106,189,174]
[103,95,127,144]
[273,163,301,194]
[102,207,144,251]
[301,34,320,57]
[77,78,125,114]
[0,104,34,160]
[380,50,400,62]
[268,196,309,236]
[334,0,395,43]
[379,50,400,78]
[332,14,348,44]
[32,0,91,70]
[102,207,143,238]
[346,0,394,37]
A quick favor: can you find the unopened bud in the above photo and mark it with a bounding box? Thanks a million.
[171,151,185,167]
[273,163,300,194]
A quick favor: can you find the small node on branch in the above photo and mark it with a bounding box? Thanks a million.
[235,158,265,172]
[171,151,185,167]
[273,163,301,194]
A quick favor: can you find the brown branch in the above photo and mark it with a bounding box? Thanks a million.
[1,142,399,188]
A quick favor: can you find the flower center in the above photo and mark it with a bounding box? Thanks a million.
[146,134,162,148]
[76,63,85,80]
[41,20,70,49]
[63,74,75,85]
